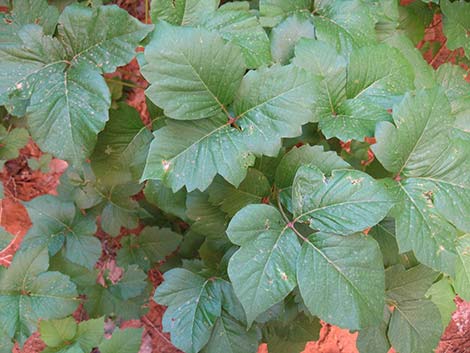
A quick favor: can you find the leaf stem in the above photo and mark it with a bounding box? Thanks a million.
[276,190,309,242]
[145,0,149,24]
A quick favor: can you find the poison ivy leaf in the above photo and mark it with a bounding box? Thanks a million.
[455,234,470,301]
[270,14,315,65]
[27,153,52,173]
[297,232,384,330]
[0,227,13,251]
[186,190,228,237]
[227,204,300,325]
[0,246,78,344]
[275,145,350,209]
[22,195,101,270]
[150,0,219,25]
[0,0,59,44]
[294,39,414,140]
[142,22,246,121]
[0,330,13,353]
[202,281,259,353]
[49,253,99,291]
[373,89,470,273]
[312,0,379,54]
[117,227,182,271]
[142,64,318,192]
[386,264,443,353]
[356,307,391,353]
[436,63,470,139]
[441,0,470,58]
[232,64,318,157]
[40,317,78,348]
[97,182,144,236]
[91,103,153,184]
[208,169,271,217]
[142,116,255,192]
[388,300,442,353]
[275,145,349,188]
[426,278,456,327]
[40,317,105,353]
[201,2,271,68]
[397,1,434,44]
[0,126,29,163]
[84,268,150,320]
[0,5,152,163]
[369,219,402,267]
[98,328,143,353]
[264,312,321,353]
[383,33,436,89]
[292,165,393,235]
[144,180,188,220]
[385,264,438,303]
[154,268,222,353]
[259,0,311,27]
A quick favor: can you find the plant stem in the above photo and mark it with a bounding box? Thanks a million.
[276,190,309,242]
[105,78,144,89]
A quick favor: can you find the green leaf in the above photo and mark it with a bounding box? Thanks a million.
[0,246,78,344]
[91,103,153,184]
[275,145,350,189]
[208,169,271,217]
[275,145,350,209]
[386,264,443,353]
[0,227,13,251]
[74,318,104,351]
[264,312,321,353]
[297,232,385,330]
[39,317,77,348]
[292,165,393,235]
[186,190,228,237]
[385,264,438,303]
[84,268,150,320]
[144,180,188,220]
[0,126,29,162]
[202,281,259,353]
[150,0,219,25]
[142,64,318,192]
[0,5,152,163]
[27,154,52,173]
[373,89,470,273]
[356,307,391,353]
[455,234,470,301]
[98,328,143,353]
[426,278,456,327]
[227,204,300,326]
[388,300,442,353]
[117,227,182,271]
[294,40,414,140]
[270,15,315,65]
[142,22,246,121]
[23,195,101,270]
[259,0,312,27]
[40,317,104,353]
[369,219,402,267]
[441,0,470,58]
[154,268,222,353]
[201,2,271,68]
[0,0,59,44]
[97,182,144,237]
[312,0,378,54]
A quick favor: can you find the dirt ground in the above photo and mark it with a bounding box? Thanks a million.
[1,0,470,352]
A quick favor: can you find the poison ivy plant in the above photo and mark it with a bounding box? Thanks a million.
[2,0,470,352]
[0,0,153,164]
